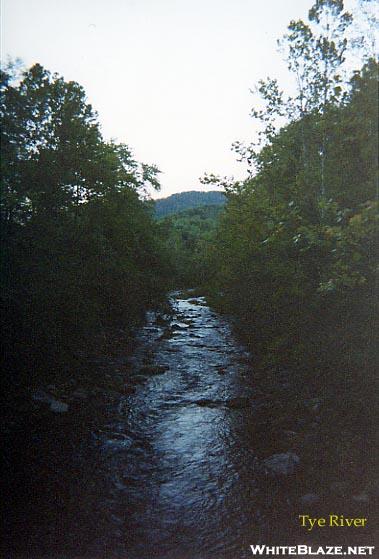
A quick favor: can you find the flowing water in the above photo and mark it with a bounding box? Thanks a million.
[83,292,279,559]
[8,293,295,559]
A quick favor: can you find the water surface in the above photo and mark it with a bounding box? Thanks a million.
[89,293,269,558]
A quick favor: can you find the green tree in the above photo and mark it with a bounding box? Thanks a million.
[207,0,378,374]
[1,62,169,386]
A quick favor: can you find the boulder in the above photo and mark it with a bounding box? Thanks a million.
[49,400,69,413]
[32,389,51,403]
[263,452,300,475]
[32,389,69,413]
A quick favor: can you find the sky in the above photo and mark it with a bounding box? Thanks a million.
[0,0,359,198]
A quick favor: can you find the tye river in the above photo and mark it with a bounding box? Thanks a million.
[6,292,298,559]
[82,292,283,558]
[5,292,375,558]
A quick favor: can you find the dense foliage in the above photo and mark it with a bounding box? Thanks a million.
[204,0,378,469]
[160,205,222,286]
[155,190,225,218]
[1,63,169,386]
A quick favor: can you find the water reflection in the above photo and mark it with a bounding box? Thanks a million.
[92,295,264,559]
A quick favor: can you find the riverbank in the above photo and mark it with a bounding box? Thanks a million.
[205,291,378,545]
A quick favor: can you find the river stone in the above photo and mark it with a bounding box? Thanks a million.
[299,493,320,505]
[49,400,69,413]
[352,492,369,504]
[32,389,69,413]
[155,315,167,326]
[194,398,223,408]
[32,389,52,403]
[159,329,174,340]
[263,452,300,475]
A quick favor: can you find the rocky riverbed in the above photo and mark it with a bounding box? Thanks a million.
[3,292,377,558]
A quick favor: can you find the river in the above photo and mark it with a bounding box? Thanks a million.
[5,292,299,559]
[84,292,278,558]
[5,292,375,558]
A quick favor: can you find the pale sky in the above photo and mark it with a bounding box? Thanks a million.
[0,0,358,197]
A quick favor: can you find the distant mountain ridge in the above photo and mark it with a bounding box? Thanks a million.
[154,190,226,218]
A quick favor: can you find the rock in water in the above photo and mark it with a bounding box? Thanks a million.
[263,452,300,475]
[49,400,69,413]
[32,389,69,413]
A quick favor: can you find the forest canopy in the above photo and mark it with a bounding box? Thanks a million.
[1,63,170,385]
[201,0,377,403]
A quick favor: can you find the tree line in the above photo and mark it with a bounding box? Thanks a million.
[208,56,377,374]
[199,0,378,471]
[1,63,171,386]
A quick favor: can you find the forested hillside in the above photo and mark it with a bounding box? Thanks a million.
[160,205,222,286]
[155,190,225,218]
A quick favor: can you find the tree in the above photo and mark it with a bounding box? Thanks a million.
[1,62,168,386]
[233,0,354,209]
[206,0,378,371]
